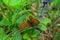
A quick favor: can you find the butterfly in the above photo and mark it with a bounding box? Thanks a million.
[20,16,40,30]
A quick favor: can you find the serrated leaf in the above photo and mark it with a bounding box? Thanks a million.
[13,28,22,40]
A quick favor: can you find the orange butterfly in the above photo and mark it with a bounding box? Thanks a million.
[20,16,40,30]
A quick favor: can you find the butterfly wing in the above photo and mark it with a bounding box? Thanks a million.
[32,19,40,26]
[20,21,30,30]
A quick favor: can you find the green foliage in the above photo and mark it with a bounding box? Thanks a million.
[3,0,27,9]
[21,28,40,40]
[0,28,10,40]
[13,28,22,40]
[0,0,60,40]
[41,17,51,25]
[39,17,51,31]
[23,33,31,40]
[51,0,59,7]
[3,0,35,9]
[39,24,47,31]
[32,29,40,38]
[54,31,60,40]
[56,24,60,27]
[0,18,11,26]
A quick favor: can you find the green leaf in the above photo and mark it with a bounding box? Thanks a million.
[49,11,59,20]
[52,0,59,7]
[13,28,22,40]
[22,27,33,34]
[39,24,47,31]
[54,31,60,40]
[32,29,40,38]
[41,17,51,25]
[52,11,59,19]
[11,11,18,24]
[3,35,10,40]
[16,13,29,25]
[0,19,10,26]
[27,0,35,5]
[3,0,9,6]
[23,33,31,40]
[0,28,10,40]
[56,24,60,27]
[3,0,27,9]
[0,0,2,3]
